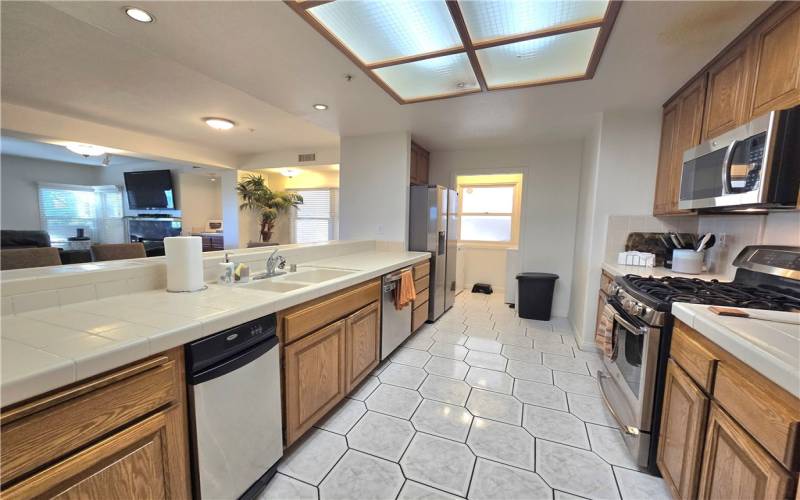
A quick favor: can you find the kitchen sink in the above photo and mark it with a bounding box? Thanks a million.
[245,280,309,293]
[282,268,355,284]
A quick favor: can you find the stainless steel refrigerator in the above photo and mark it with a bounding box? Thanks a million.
[409,185,458,321]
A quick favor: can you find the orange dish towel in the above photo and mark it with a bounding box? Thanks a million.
[394,271,417,310]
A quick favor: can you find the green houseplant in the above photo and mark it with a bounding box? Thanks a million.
[236,174,303,243]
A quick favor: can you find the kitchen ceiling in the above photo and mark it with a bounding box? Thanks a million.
[289,0,620,103]
[0,1,769,157]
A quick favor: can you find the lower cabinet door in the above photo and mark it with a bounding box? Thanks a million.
[345,301,380,393]
[4,411,176,500]
[284,320,347,445]
[698,403,792,500]
[657,359,709,500]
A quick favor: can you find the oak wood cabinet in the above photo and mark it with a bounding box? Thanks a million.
[410,141,430,186]
[345,302,380,393]
[657,360,709,500]
[657,320,800,499]
[279,278,382,446]
[698,403,792,500]
[653,2,800,216]
[0,348,190,499]
[412,259,431,332]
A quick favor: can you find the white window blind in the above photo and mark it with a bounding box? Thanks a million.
[38,184,124,246]
[290,188,339,244]
[458,184,516,243]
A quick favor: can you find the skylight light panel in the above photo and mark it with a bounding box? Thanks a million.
[308,0,463,65]
[373,52,479,101]
[476,28,600,88]
[459,0,609,43]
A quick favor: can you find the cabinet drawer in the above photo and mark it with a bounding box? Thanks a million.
[713,362,800,470]
[414,276,429,294]
[414,288,429,307]
[412,302,428,332]
[282,280,380,344]
[671,322,718,392]
[413,261,430,280]
[1,354,177,485]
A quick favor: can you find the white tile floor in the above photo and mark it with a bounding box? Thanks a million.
[261,292,671,500]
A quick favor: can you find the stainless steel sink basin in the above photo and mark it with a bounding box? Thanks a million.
[282,268,355,283]
[245,280,308,293]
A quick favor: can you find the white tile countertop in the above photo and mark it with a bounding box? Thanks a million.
[672,303,800,398]
[0,250,429,407]
[602,262,729,281]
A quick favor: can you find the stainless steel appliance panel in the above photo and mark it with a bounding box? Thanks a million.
[408,185,448,321]
[444,188,458,311]
[381,267,413,359]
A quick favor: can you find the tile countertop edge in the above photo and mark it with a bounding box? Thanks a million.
[672,303,800,398]
[602,262,730,281]
[1,251,430,408]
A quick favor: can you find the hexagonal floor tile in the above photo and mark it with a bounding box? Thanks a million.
[404,335,435,351]
[501,345,542,364]
[466,388,522,424]
[465,367,513,394]
[316,398,366,435]
[366,383,422,419]
[513,379,568,411]
[319,450,404,500]
[463,326,498,339]
[468,458,551,500]
[467,417,535,471]
[534,340,573,357]
[391,347,432,367]
[258,473,317,500]
[400,433,476,497]
[536,440,620,499]
[397,480,462,500]
[586,423,638,468]
[522,404,589,449]
[464,337,502,353]
[277,429,347,485]
[464,351,507,371]
[411,399,473,442]
[424,356,470,380]
[428,342,468,360]
[554,371,600,396]
[419,374,471,405]
[347,411,415,462]
[567,393,617,427]
[348,376,379,401]
[379,363,427,390]
[496,334,533,348]
[506,359,553,384]
[542,353,590,375]
[614,466,672,500]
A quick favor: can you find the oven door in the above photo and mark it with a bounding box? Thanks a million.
[598,302,661,467]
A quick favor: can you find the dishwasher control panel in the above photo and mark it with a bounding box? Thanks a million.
[186,313,277,374]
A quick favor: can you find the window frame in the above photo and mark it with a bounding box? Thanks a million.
[456,179,522,248]
[288,187,339,244]
[37,183,125,247]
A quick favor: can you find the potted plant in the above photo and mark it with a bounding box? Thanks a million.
[236,174,303,243]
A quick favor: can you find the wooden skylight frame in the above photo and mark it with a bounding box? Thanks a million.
[286,0,622,104]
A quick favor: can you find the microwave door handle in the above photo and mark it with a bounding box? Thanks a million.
[720,139,738,194]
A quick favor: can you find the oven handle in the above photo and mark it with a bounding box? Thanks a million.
[613,312,648,336]
[597,372,641,436]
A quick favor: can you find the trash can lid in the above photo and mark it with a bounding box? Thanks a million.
[516,272,559,280]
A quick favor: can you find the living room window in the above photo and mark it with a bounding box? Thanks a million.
[289,188,338,244]
[456,174,523,247]
[38,184,124,246]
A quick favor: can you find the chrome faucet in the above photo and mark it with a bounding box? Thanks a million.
[256,248,284,278]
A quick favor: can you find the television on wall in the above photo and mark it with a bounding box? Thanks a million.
[123,170,176,209]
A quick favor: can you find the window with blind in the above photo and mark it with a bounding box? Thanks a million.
[456,174,522,246]
[290,188,338,244]
[38,184,125,246]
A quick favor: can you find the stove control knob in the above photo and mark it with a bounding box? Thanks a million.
[608,283,619,295]
[631,303,643,315]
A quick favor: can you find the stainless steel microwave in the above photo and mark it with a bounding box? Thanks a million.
[679,105,799,211]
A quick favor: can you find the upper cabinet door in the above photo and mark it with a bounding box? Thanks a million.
[669,76,707,214]
[653,103,679,215]
[703,37,754,140]
[749,2,800,117]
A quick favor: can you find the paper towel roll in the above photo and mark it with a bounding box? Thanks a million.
[164,236,205,292]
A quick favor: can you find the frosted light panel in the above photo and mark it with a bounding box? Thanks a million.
[477,28,599,88]
[459,0,609,42]
[374,53,478,100]
[461,186,514,213]
[460,216,512,242]
[308,1,463,64]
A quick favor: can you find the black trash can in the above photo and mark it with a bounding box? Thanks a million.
[516,272,559,320]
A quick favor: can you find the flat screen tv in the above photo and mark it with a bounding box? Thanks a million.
[124,170,176,209]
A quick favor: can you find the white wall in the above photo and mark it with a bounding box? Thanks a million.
[568,109,663,346]
[429,141,583,318]
[1,155,101,230]
[339,132,410,244]
[239,147,339,170]
[177,173,222,233]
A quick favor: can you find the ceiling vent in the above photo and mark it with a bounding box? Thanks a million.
[298,153,316,162]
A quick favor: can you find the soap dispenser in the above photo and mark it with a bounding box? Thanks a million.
[218,253,235,284]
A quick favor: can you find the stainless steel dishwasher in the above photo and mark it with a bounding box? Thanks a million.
[185,314,283,500]
[381,267,413,359]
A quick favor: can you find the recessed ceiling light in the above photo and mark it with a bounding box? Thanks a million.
[204,117,236,130]
[313,104,328,111]
[65,143,109,157]
[124,6,154,23]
